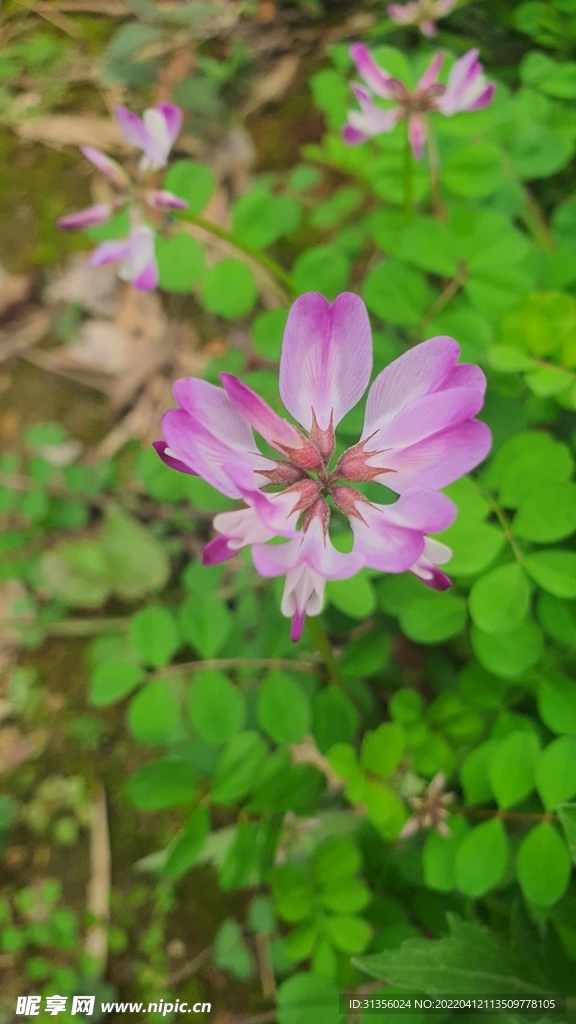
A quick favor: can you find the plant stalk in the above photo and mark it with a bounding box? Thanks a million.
[174,210,295,297]
[306,616,343,688]
[403,126,414,223]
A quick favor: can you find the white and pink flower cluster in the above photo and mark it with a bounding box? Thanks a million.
[344,45,494,158]
[58,103,186,290]
[155,293,491,640]
[388,0,456,37]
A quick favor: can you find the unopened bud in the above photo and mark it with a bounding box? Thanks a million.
[332,485,369,522]
[257,462,306,487]
[310,409,335,462]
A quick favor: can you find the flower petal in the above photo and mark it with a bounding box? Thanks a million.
[363,335,461,435]
[58,203,112,230]
[115,106,149,150]
[220,373,303,450]
[144,189,188,210]
[378,419,492,491]
[349,43,401,99]
[350,504,425,573]
[407,113,427,159]
[410,537,453,590]
[279,292,373,431]
[157,102,183,145]
[369,386,486,453]
[417,51,444,93]
[89,238,132,266]
[152,440,197,475]
[81,146,128,187]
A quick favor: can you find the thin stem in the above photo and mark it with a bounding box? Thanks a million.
[415,259,467,341]
[480,490,524,563]
[174,210,295,297]
[520,187,555,251]
[403,126,414,223]
[154,657,320,678]
[454,806,557,823]
[427,124,443,220]
[306,616,343,688]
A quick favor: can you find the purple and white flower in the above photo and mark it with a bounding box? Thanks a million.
[155,292,491,639]
[388,0,456,37]
[344,45,494,158]
[58,103,186,290]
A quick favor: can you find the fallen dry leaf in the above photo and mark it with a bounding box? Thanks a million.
[242,53,299,116]
[0,310,51,366]
[16,116,134,153]
[0,267,31,318]
[44,256,120,318]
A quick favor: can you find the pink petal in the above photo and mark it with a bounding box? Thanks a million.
[468,82,495,111]
[350,506,425,573]
[363,336,461,436]
[343,123,369,145]
[410,538,453,590]
[115,105,149,150]
[152,440,197,475]
[349,43,400,99]
[408,113,427,160]
[89,238,132,266]
[58,203,112,230]
[202,536,236,566]
[157,102,183,145]
[379,419,492,491]
[173,377,258,452]
[370,386,486,453]
[388,2,417,23]
[375,488,457,533]
[81,146,128,187]
[279,292,373,432]
[417,52,444,93]
[144,189,189,210]
[421,20,437,36]
[132,257,159,291]
[438,49,493,116]
[220,373,303,450]
[211,506,278,551]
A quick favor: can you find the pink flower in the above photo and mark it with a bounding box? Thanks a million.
[155,293,491,639]
[344,45,494,158]
[57,104,186,289]
[388,0,456,36]
[90,217,158,291]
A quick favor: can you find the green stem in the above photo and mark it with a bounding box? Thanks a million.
[174,210,295,297]
[306,616,342,688]
[403,125,414,223]
[426,124,443,220]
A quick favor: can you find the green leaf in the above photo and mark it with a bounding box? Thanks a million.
[469,563,530,635]
[538,673,576,735]
[558,803,576,863]
[90,661,144,706]
[325,914,372,954]
[484,431,573,508]
[471,619,543,678]
[257,671,311,745]
[157,233,204,292]
[163,160,215,213]
[517,823,571,906]
[320,877,369,914]
[341,629,389,677]
[444,143,503,198]
[513,482,576,543]
[312,686,359,754]
[127,758,195,810]
[213,919,255,980]
[38,540,109,609]
[399,216,458,276]
[458,664,509,710]
[389,688,423,724]
[189,671,246,744]
[438,521,504,577]
[423,816,470,893]
[102,507,169,600]
[488,730,540,808]
[509,123,572,179]
[488,345,537,372]
[354,915,549,994]
[455,819,509,897]
[537,592,576,646]
[363,260,432,326]
[523,550,576,598]
[233,188,301,248]
[360,723,404,778]
[292,245,349,301]
[399,592,467,644]
[252,308,289,361]
[127,680,183,745]
[535,737,576,809]
[179,592,231,658]
[164,806,210,879]
[326,572,375,618]
[362,780,406,837]
[128,606,180,669]
[202,260,257,318]
[277,972,342,1024]
[211,731,268,805]
[460,739,500,805]
[272,862,315,923]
